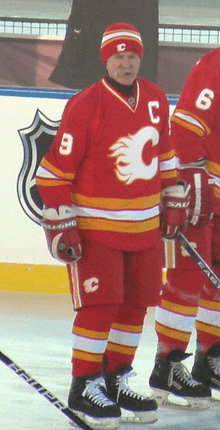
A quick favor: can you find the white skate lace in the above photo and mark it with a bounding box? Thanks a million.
[168,362,200,387]
[116,370,146,402]
[82,376,114,407]
[207,357,220,375]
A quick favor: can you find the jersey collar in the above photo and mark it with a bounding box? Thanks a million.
[102,77,140,112]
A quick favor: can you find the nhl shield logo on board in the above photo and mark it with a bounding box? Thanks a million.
[17,109,60,225]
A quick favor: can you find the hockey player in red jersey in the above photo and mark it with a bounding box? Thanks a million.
[149,48,220,409]
[35,23,190,428]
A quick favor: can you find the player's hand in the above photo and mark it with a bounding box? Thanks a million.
[179,162,214,228]
[41,206,82,263]
[160,182,190,239]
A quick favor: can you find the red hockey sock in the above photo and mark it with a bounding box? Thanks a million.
[104,303,146,372]
[196,267,220,353]
[71,304,118,377]
[156,269,200,357]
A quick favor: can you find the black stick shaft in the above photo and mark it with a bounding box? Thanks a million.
[175,230,220,291]
[0,351,93,430]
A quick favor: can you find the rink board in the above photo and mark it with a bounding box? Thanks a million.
[0,86,178,294]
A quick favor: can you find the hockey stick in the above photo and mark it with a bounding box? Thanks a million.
[0,351,93,430]
[174,230,220,291]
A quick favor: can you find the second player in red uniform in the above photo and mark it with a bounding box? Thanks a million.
[150,47,220,409]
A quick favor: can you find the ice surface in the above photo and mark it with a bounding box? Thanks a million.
[1,293,220,430]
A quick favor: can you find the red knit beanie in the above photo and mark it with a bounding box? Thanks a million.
[100,23,143,65]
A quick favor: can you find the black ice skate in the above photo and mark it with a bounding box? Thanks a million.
[104,364,158,424]
[149,350,211,410]
[192,343,220,402]
[68,374,121,429]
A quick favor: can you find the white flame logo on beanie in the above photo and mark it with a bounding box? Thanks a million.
[117,43,126,52]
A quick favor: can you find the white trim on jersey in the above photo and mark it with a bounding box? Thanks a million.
[173,112,205,133]
[75,204,160,222]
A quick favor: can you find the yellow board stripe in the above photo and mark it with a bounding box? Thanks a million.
[161,299,198,316]
[155,322,191,342]
[0,263,69,294]
[73,326,108,340]
[73,350,103,362]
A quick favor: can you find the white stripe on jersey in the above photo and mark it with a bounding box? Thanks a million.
[173,112,205,133]
[36,165,59,179]
[75,205,160,222]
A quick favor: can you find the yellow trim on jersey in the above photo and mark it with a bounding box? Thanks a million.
[214,186,220,199]
[171,109,211,137]
[195,320,220,337]
[159,149,176,161]
[171,116,205,137]
[161,299,198,316]
[111,323,143,333]
[155,322,190,342]
[77,216,159,233]
[106,342,135,355]
[206,160,220,177]
[164,239,176,269]
[199,299,220,312]
[40,158,75,180]
[73,326,108,340]
[161,171,177,179]
[72,193,160,210]
[69,262,82,309]
[72,350,103,362]
[35,178,72,187]
[102,78,140,112]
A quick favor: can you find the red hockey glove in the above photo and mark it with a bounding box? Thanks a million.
[160,182,190,239]
[179,161,214,228]
[41,206,82,264]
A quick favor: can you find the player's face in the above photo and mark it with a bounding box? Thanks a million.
[106,52,141,85]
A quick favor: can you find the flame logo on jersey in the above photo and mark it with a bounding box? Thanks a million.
[109,126,159,185]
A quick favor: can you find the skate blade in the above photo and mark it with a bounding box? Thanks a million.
[150,389,210,411]
[120,408,158,424]
[210,389,220,405]
[69,409,119,429]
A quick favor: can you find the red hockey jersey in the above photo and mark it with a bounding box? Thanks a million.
[36,77,177,251]
[170,47,220,215]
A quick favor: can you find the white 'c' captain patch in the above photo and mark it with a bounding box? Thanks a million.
[109,126,159,184]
